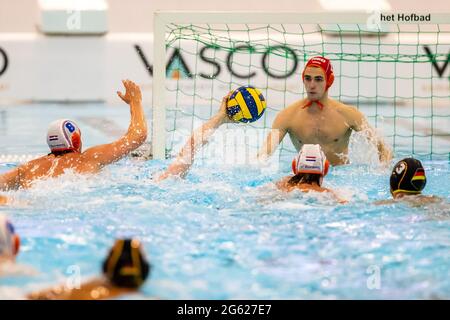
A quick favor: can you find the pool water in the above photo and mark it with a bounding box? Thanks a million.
[0,104,449,299]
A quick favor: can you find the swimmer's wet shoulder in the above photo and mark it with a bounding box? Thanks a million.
[27,278,135,300]
[375,158,442,208]
[374,194,443,207]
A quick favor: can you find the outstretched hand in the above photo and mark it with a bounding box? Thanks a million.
[117,79,142,104]
[218,92,235,124]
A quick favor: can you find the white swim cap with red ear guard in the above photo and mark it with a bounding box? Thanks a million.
[292,144,330,176]
[47,119,82,153]
[0,214,20,259]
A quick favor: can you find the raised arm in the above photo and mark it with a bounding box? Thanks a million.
[348,107,393,165]
[82,80,148,168]
[157,95,233,181]
[257,111,288,161]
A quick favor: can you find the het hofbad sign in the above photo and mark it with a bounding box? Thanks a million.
[380,13,431,22]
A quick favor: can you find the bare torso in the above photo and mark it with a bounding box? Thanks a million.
[0,80,148,193]
[281,99,356,165]
[17,153,99,189]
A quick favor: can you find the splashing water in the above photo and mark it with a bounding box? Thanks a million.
[0,104,449,299]
[1,155,449,299]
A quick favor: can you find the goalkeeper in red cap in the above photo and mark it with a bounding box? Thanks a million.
[258,56,392,166]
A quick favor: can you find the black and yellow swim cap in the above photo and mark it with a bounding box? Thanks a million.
[390,158,427,196]
[102,238,151,288]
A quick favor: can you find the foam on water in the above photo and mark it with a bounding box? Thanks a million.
[0,104,449,299]
[1,153,449,299]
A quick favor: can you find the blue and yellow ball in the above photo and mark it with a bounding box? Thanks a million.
[226,86,266,123]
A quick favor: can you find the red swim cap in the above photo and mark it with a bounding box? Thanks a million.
[302,56,335,90]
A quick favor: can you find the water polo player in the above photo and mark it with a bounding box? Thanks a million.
[28,238,150,300]
[0,80,147,190]
[375,157,443,206]
[276,144,346,203]
[257,56,392,165]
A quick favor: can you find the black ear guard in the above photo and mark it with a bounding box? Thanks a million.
[102,238,151,288]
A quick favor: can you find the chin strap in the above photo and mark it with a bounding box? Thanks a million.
[303,100,324,110]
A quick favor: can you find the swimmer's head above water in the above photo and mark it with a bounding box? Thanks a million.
[302,56,334,104]
[102,238,150,289]
[290,144,330,187]
[390,157,427,198]
[0,214,20,261]
[302,56,334,90]
[47,119,82,155]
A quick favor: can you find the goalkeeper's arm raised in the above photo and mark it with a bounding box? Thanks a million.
[257,111,288,161]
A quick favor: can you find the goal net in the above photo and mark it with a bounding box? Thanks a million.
[152,12,450,163]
